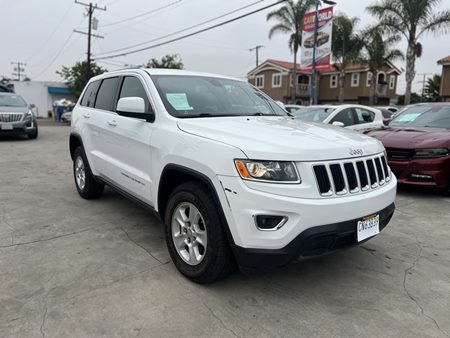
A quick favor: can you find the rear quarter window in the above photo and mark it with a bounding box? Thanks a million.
[80,80,101,107]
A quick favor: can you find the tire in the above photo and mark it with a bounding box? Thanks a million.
[165,182,235,283]
[28,126,38,139]
[73,147,104,199]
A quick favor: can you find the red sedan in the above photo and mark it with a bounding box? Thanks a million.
[367,103,450,193]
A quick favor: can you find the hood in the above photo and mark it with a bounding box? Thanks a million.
[177,116,384,161]
[368,127,450,149]
[0,106,28,113]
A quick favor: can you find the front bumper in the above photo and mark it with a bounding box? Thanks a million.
[233,203,395,269]
[0,120,36,136]
[389,156,450,189]
[217,174,397,250]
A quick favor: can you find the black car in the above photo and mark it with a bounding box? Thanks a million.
[0,93,38,139]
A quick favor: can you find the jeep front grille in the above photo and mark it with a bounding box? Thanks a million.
[313,154,391,196]
[0,112,24,123]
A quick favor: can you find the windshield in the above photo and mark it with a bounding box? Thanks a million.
[292,107,335,122]
[389,105,450,128]
[151,75,288,118]
[0,94,27,107]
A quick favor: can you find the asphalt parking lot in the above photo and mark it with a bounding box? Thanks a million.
[1,123,449,338]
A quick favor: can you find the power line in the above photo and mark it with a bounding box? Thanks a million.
[99,0,183,28]
[94,0,265,57]
[32,33,77,80]
[26,2,75,63]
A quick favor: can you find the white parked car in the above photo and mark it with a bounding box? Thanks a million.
[292,104,384,132]
[284,104,305,114]
[377,106,399,114]
[70,69,396,283]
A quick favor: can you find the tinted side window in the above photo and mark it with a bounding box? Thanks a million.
[118,76,151,112]
[80,80,100,107]
[355,108,375,124]
[94,77,120,111]
[331,108,354,126]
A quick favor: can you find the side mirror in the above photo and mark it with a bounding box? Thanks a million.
[117,97,145,113]
[116,97,154,122]
[332,121,345,127]
[29,104,36,109]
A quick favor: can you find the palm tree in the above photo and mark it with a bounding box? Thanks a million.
[332,14,363,103]
[360,26,404,105]
[367,0,450,105]
[267,0,315,102]
[423,74,441,101]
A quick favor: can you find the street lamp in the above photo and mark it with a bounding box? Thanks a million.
[310,0,336,105]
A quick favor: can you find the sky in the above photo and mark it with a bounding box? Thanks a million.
[1,0,449,94]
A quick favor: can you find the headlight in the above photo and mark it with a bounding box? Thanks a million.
[234,160,300,183]
[414,148,449,158]
[25,110,33,119]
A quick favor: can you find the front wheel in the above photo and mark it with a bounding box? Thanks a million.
[165,182,234,283]
[73,147,104,199]
[28,126,38,139]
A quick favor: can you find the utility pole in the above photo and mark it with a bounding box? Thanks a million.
[249,45,264,67]
[417,72,432,97]
[11,61,27,81]
[74,1,106,82]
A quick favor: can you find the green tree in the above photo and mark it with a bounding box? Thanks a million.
[332,14,363,103]
[367,0,450,105]
[360,26,404,105]
[146,54,184,69]
[57,61,107,99]
[397,92,422,105]
[423,74,441,102]
[266,0,315,102]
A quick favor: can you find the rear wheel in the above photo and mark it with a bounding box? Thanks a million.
[73,147,104,199]
[165,182,234,283]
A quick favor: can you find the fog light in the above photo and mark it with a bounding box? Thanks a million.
[410,174,433,181]
[254,215,287,231]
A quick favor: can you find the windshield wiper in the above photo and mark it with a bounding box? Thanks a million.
[184,113,234,118]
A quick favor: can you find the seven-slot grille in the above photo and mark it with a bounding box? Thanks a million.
[313,154,391,196]
[0,112,24,123]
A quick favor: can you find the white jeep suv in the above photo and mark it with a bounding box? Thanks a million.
[70,69,396,283]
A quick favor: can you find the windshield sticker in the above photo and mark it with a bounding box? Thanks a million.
[166,93,193,111]
[396,112,421,122]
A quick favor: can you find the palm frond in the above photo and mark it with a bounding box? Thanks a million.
[418,10,450,37]
[268,23,292,39]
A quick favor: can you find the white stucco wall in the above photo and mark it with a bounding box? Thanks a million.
[11,81,76,118]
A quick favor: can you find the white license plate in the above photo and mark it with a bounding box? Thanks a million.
[357,214,380,242]
[1,124,13,130]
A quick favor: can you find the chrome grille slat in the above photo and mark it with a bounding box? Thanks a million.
[312,154,391,197]
[0,112,24,123]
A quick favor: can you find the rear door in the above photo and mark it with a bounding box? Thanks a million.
[90,76,121,178]
[330,108,356,127]
[102,75,155,205]
[77,80,103,174]
[351,107,380,131]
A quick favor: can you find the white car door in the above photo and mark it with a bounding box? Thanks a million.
[102,75,154,205]
[350,107,382,132]
[328,108,356,127]
[88,76,122,180]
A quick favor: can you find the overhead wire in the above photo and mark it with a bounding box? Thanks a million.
[94,0,265,57]
[99,0,184,28]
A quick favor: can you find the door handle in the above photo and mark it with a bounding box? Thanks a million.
[83,113,91,118]
[107,119,118,127]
